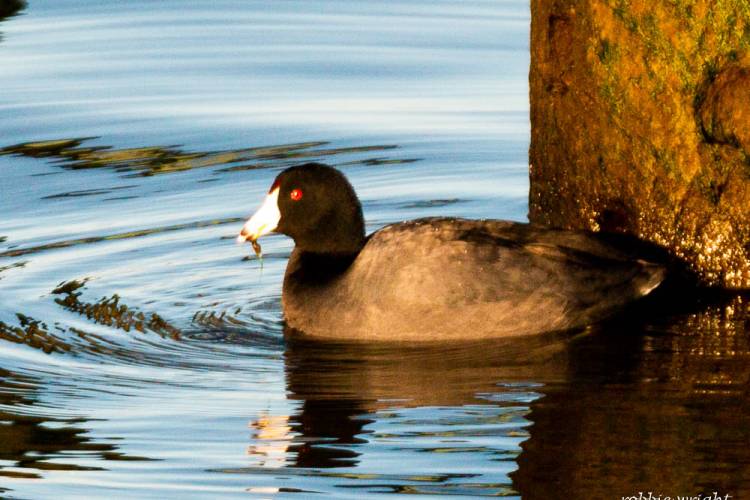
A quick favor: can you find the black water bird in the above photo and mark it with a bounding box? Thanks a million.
[237,163,665,341]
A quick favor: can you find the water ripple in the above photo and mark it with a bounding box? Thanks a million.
[0,217,243,258]
[0,137,410,177]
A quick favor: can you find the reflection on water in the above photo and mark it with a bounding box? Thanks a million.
[275,334,562,493]
[2,232,750,497]
[0,136,413,262]
[515,295,750,498]
[1,0,748,497]
[52,280,181,339]
[0,138,406,177]
[0,280,180,355]
[0,261,26,279]
[0,216,244,258]
[247,297,749,497]
[0,0,25,25]
[0,368,152,482]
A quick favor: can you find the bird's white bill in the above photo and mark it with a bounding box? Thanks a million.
[237,187,280,243]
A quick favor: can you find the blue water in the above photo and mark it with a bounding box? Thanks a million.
[1,1,749,498]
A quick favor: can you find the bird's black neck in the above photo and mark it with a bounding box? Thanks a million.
[285,248,360,286]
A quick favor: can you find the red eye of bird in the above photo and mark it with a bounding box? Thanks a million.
[290,188,303,201]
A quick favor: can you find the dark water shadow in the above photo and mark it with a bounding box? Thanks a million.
[0,368,155,483]
[514,292,750,498]
[0,137,415,177]
[0,260,26,280]
[0,280,182,357]
[0,0,25,25]
[274,292,750,496]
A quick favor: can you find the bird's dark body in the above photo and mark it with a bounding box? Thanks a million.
[282,217,664,341]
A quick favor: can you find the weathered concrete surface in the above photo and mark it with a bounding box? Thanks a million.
[529,1,750,288]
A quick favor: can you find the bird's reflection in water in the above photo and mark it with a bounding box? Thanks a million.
[247,412,293,469]
[513,294,750,498]
[265,293,750,497]
[247,405,370,469]
[276,330,576,473]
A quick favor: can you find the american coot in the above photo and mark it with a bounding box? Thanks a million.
[237,163,665,341]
